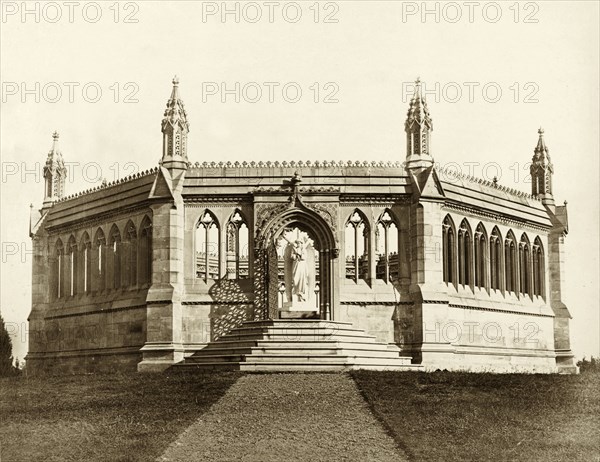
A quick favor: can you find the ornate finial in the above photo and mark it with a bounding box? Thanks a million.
[564,200,568,206]
[493,176,498,186]
[292,171,302,184]
[405,76,433,170]
[30,203,34,209]
[538,127,544,135]
[172,75,179,86]
[52,131,59,140]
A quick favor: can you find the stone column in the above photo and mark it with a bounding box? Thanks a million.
[548,229,578,373]
[368,223,377,285]
[408,199,453,368]
[27,233,51,372]
[138,197,186,372]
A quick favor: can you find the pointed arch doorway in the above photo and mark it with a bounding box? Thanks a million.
[255,208,337,321]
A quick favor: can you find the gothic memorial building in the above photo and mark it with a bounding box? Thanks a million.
[27,78,578,374]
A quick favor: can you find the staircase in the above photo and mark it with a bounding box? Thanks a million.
[174,319,418,371]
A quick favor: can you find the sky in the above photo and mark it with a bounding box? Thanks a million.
[1,0,598,363]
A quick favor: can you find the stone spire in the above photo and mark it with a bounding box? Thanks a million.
[405,78,434,171]
[530,127,554,207]
[161,76,190,171]
[42,131,67,208]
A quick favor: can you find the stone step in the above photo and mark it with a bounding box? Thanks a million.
[242,319,355,327]
[217,332,379,343]
[252,341,400,352]
[176,361,419,372]
[183,346,411,363]
[193,341,403,358]
[247,355,411,365]
[203,339,396,353]
[174,319,415,372]
[228,324,373,335]
[279,311,319,319]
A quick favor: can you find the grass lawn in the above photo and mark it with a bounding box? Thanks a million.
[0,371,241,462]
[352,371,600,462]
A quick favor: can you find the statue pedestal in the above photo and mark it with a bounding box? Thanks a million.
[282,300,316,312]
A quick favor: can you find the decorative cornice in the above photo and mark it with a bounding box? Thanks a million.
[190,160,403,169]
[44,303,147,319]
[253,186,340,194]
[184,196,251,205]
[448,303,554,318]
[340,194,411,205]
[340,301,414,306]
[182,301,255,305]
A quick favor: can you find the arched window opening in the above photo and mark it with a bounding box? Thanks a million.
[226,211,249,279]
[376,210,399,283]
[54,239,64,299]
[442,215,456,285]
[124,221,138,288]
[458,220,472,287]
[67,236,77,297]
[474,223,487,289]
[196,211,220,282]
[490,228,502,291]
[80,233,92,294]
[108,226,122,290]
[533,237,545,297]
[345,211,369,282]
[139,217,152,286]
[505,232,517,294]
[93,229,106,293]
[520,234,532,297]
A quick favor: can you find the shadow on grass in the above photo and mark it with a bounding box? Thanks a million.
[0,370,242,462]
[351,370,600,462]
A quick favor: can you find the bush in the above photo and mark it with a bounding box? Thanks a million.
[577,356,600,374]
[0,314,18,377]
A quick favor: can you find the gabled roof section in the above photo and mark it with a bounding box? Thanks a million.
[550,203,569,235]
[149,166,174,199]
[44,168,159,230]
[435,166,551,228]
[183,160,413,197]
[29,206,46,237]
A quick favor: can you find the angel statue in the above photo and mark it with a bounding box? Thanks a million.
[282,234,311,302]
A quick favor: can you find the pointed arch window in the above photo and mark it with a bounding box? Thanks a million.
[226,210,249,279]
[458,220,472,287]
[505,232,518,294]
[66,236,77,296]
[196,211,220,282]
[124,221,138,288]
[442,215,456,284]
[80,233,92,294]
[345,210,369,282]
[519,234,532,297]
[92,229,106,293]
[490,228,502,291]
[139,217,152,286]
[376,210,399,282]
[474,223,487,289]
[53,239,64,299]
[533,237,545,298]
[108,226,122,290]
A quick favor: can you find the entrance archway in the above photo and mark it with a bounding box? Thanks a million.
[254,207,337,321]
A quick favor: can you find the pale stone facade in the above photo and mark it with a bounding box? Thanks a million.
[27,78,578,374]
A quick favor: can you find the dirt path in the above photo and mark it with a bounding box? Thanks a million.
[158,373,408,462]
